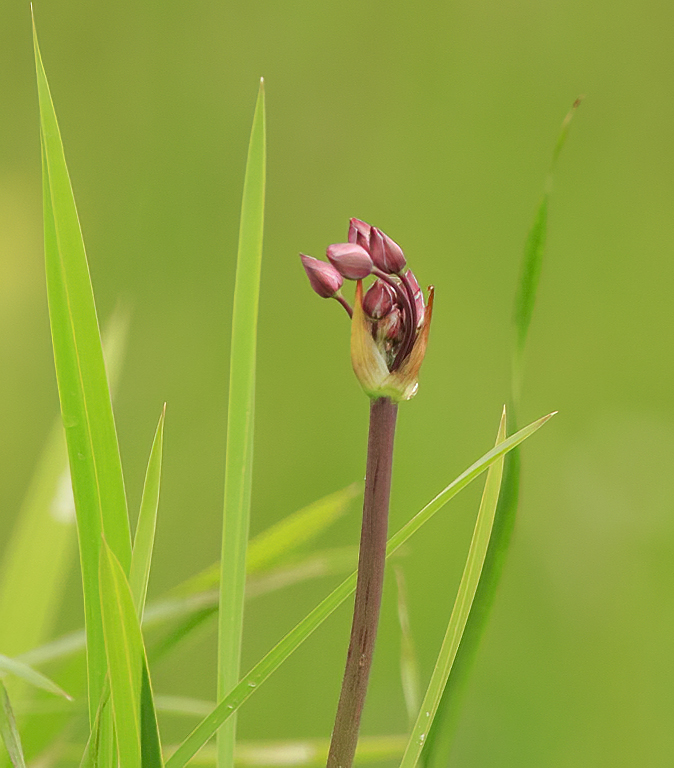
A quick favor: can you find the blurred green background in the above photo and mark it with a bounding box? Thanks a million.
[2,0,674,764]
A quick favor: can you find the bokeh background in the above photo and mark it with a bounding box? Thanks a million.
[2,0,674,764]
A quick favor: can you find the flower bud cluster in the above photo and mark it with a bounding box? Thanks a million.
[300,219,434,401]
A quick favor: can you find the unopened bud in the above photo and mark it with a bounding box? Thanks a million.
[362,280,395,320]
[327,243,373,280]
[300,254,343,298]
[348,218,371,251]
[370,227,406,274]
[382,232,406,273]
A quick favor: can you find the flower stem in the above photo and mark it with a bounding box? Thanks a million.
[327,396,398,768]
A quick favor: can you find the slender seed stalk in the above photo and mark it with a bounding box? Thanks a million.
[327,397,398,768]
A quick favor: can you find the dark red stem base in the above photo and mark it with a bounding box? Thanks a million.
[326,397,398,768]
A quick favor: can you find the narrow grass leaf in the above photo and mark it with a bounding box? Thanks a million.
[423,101,580,768]
[99,543,142,768]
[140,663,163,768]
[177,484,359,596]
[245,547,357,599]
[423,102,582,768]
[33,20,132,721]
[0,683,26,768]
[19,544,356,672]
[164,736,407,766]
[166,412,554,768]
[421,440,520,768]
[155,697,216,718]
[0,305,130,662]
[0,310,130,768]
[394,567,421,727]
[512,197,547,389]
[217,79,265,768]
[151,547,356,663]
[79,687,109,768]
[99,540,163,768]
[246,484,360,574]
[399,409,507,768]
[129,406,166,619]
[0,656,71,702]
[511,97,582,400]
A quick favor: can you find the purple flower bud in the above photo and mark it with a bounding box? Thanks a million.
[326,243,373,280]
[369,227,387,272]
[371,227,406,274]
[382,232,406,273]
[300,254,343,298]
[362,280,395,320]
[349,218,371,251]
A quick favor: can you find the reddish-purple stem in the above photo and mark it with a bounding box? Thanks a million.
[327,397,398,768]
[335,293,354,318]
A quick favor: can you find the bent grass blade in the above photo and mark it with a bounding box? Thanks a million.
[177,483,360,596]
[0,656,71,702]
[17,546,357,672]
[398,409,507,768]
[163,735,407,766]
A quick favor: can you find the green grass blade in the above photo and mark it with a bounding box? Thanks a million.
[164,735,407,766]
[150,547,356,664]
[129,406,166,619]
[33,20,132,721]
[79,687,109,768]
[245,547,357,599]
[0,423,74,660]
[0,683,26,768]
[155,697,216,718]
[140,662,163,768]
[166,412,554,768]
[398,409,507,768]
[394,567,421,727]
[99,543,142,768]
[422,102,580,768]
[217,79,265,768]
[19,544,356,672]
[246,483,360,574]
[0,309,129,768]
[22,483,356,671]
[511,97,582,402]
[0,305,129,661]
[177,483,359,596]
[511,196,547,396]
[99,541,163,768]
[0,656,71,701]
[421,442,520,768]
